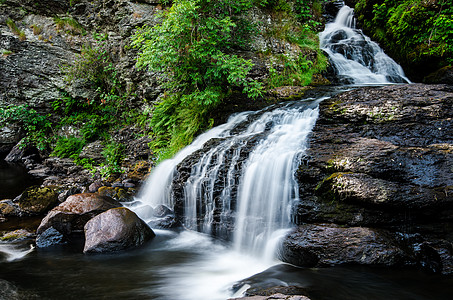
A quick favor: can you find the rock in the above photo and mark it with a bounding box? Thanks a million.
[35,227,66,248]
[292,84,453,272]
[98,186,134,202]
[279,224,408,268]
[36,193,121,237]
[229,294,310,300]
[78,141,105,163]
[83,207,155,253]
[0,200,20,217]
[0,229,34,241]
[245,286,310,298]
[15,186,58,215]
[88,180,103,193]
[0,124,22,156]
[424,66,453,84]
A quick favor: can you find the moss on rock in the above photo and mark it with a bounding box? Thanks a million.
[17,186,58,215]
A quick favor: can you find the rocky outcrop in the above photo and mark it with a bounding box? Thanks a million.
[0,186,58,218]
[280,224,408,267]
[36,193,120,247]
[289,83,453,274]
[83,207,155,253]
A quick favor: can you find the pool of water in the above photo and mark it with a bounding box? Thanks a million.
[1,229,452,300]
[0,160,43,200]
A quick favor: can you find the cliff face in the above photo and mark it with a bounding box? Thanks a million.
[0,0,327,157]
[285,84,453,274]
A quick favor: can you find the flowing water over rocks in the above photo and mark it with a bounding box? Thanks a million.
[134,98,324,260]
[320,5,410,84]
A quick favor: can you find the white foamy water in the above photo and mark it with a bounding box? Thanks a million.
[320,5,410,84]
[127,97,325,299]
[0,243,34,262]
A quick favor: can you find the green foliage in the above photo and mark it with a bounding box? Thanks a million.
[1,49,13,56]
[0,105,52,150]
[52,136,85,158]
[356,0,453,68]
[99,142,125,178]
[54,17,85,35]
[132,0,265,158]
[64,33,122,103]
[6,18,26,41]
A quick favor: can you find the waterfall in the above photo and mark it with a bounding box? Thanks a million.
[320,5,411,84]
[132,99,322,261]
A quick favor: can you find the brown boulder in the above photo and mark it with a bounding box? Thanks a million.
[83,207,155,253]
[36,193,120,237]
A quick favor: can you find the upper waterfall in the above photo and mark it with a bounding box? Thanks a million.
[320,5,411,84]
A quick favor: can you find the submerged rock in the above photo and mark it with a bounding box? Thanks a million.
[83,207,155,253]
[35,227,66,248]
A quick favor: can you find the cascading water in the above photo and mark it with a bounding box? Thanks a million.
[132,99,321,260]
[320,5,411,84]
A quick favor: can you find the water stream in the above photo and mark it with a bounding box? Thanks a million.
[320,5,411,84]
[2,4,450,300]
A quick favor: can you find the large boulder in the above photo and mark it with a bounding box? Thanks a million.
[280,224,408,268]
[83,207,155,253]
[36,193,120,246]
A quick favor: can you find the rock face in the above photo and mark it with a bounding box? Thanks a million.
[83,207,155,253]
[36,193,120,247]
[280,224,407,267]
[288,83,453,274]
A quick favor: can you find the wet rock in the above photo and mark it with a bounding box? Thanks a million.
[36,193,121,237]
[280,224,408,268]
[293,84,453,272]
[230,294,310,300]
[35,226,66,248]
[424,66,453,84]
[15,186,58,216]
[83,207,155,253]
[0,229,34,242]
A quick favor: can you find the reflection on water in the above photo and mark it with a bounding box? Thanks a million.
[1,229,452,300]
[0,160,42,199]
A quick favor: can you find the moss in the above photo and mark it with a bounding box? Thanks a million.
[6,18,26,41]
[53,17,85,35]
[127,160,150,181]
[0,229,33,241]
[17,186,58,215]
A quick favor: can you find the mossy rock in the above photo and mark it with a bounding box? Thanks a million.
[127,160,150,181]
[0,229,34,241]
[0,201,18,216]
[17,186,58,215]
[97,186,134,202]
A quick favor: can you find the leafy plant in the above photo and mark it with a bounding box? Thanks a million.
[6,18,26,41]
[0,105,52,150]
[132,0,264,159]
[355,0,453,72]
[52,136,85,158]
[54,17,85,35]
